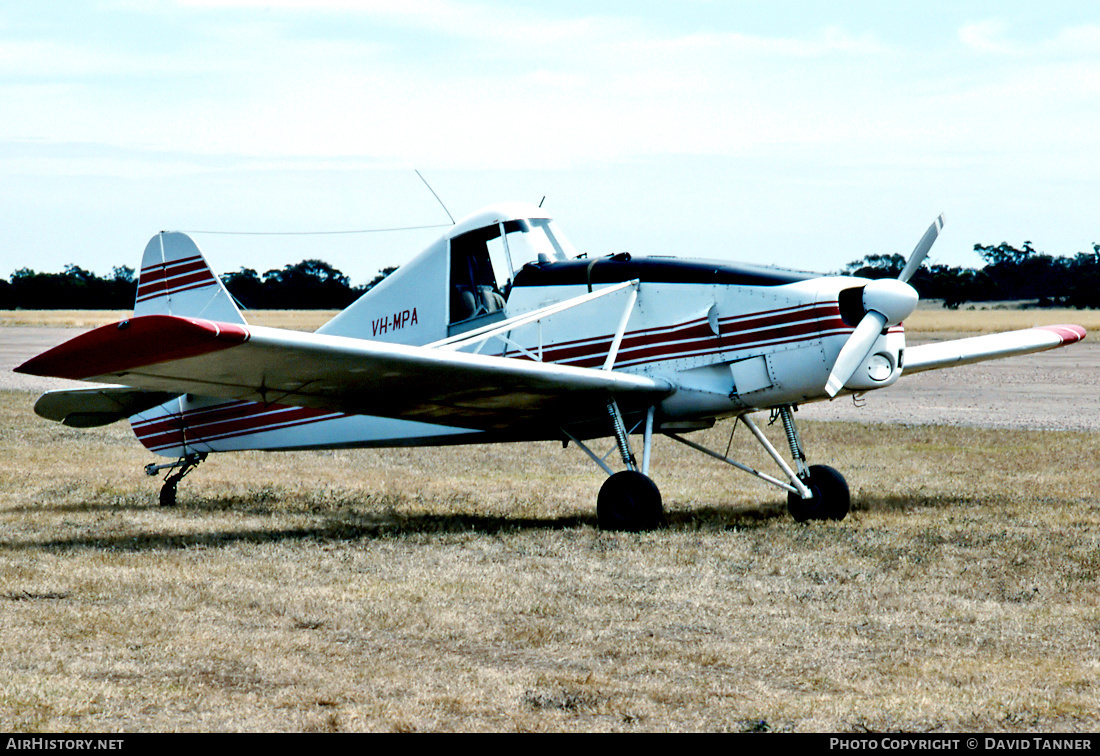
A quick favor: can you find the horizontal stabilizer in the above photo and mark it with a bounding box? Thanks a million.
[903,324,1086,375]
[34,386,180,427]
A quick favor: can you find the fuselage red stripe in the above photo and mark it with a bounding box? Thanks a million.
[133,401,283,437]
[504,302,851,369]
[527,301,832,356]
[134,403,329,438]
[134,402,346,451]
[131,399,253,432]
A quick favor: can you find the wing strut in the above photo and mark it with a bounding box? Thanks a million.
[430,279,640,358]
[602,283,640,371]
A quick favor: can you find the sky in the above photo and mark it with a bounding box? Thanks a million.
[3,1,1100,286]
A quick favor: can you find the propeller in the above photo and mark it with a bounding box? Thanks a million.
[824,214,944,397]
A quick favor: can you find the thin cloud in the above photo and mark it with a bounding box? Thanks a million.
[960,19,1100,57]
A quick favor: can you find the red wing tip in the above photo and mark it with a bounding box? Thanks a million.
[1035,324,1087,344]
[14,314,251,380]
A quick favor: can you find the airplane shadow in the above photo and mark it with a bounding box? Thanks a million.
[853,492,970,515]
[4,493,968,553]
[5,495,798,553]
[668,501,791,530]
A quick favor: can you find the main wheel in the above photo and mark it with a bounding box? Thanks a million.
[787,465,849,522]
[597,471,665,531]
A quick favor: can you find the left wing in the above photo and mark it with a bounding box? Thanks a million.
[16,315,671,434]
[903,324,1086,375]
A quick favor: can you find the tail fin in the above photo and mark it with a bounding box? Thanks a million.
[134,232,245,324]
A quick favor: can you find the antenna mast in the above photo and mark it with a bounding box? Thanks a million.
[415,170,455,225]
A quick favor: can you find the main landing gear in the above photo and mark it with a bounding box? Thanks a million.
[563,401,666,532]
[773,406,850,522]
[144,453,207,507]
[567,402,849,531]
[667,405,850,523]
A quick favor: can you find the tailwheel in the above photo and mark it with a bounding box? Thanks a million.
[160,479,178,508]
[145,453,207,508]
[787,464,850,522]
[597,470,666,532]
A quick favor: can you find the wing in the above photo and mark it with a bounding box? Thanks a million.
[16,315,671,434]
[903,324,1086,375]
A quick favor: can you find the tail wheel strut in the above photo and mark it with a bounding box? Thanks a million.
[145,453,207,507]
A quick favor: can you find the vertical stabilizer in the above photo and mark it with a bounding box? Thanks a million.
[134,232,245,324]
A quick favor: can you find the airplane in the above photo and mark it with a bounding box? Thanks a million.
[15,202,1088,530]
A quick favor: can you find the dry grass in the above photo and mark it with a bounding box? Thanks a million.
[906,304,1100,336]
[1,389,1098,732]
[0,311,133,329]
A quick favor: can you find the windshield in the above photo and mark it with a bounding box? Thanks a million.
[502,218,577,271]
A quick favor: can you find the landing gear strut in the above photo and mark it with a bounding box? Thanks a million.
[568,401,851,529]
[597,401,665,531]
[665,405,851,523]
[144,453,206,507]
[776,407,850,522]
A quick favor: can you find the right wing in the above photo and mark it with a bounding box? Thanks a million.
[903,324,1086,375]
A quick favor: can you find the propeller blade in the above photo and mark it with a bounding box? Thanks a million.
[898,214,945,283]
[825,310,888,397]
[825,216,941,397]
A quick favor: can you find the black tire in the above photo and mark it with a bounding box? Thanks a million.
[597,471,665,531]
[787,464,849,522]
[159,482,177,508]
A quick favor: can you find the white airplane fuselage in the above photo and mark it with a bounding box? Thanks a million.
[128,204,904,458]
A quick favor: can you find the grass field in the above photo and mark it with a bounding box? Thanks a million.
[1,309,1098,732]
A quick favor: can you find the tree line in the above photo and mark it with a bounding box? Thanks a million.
[0,260,397,311]
[843,241,1100,309]
[1,242,1097,310]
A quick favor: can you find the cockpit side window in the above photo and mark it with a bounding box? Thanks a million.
[448,216,578,324]
[449,225,509,324]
